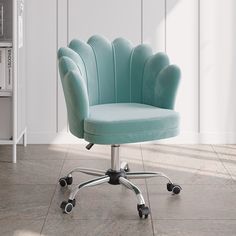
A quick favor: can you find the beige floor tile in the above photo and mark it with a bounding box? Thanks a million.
[17,144,68,160]
[148,184,236,220]
[0,160,64,184]
[0,185,55,220]
[0,219,44,236]
[213,145,236,157]
[153,219,236,236]
[141,144,232,185]
[0,145,14,162]
[48,184,148,220]
[1,144,236,235]
[0,144,68,162]
[67,144,142,162]
[42,219,153,236]
[60,158,145,185]
[120,144,143,161]
[213,145,236,181]
[67,144,110,160]
[141,144,217,159]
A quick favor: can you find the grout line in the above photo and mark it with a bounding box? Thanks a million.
[39,183,58,234]
[211,145,235,182]
[151,218,236,221]
[40,148,68,234]
[140,144,155,236]
[145,183,236,186]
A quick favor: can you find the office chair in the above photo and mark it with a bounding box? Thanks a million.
[57,35,181,219]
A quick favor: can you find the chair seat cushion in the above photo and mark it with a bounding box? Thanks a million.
[84,103,179,144]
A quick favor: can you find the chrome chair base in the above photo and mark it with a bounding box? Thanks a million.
[59,145,182,218]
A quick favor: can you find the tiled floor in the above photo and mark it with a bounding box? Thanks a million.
[0,144,236,236]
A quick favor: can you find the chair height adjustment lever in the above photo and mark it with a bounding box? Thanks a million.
[86,143,94,150]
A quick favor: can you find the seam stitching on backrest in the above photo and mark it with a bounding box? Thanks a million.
[129,48,135,103]
[112,43,117,103]
[141,56,151,103]
[72,51,88,88]
[89,43,101,104]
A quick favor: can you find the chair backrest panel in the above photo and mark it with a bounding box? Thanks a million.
[58,47,86,79]
[130,44,153,103]
[142,53,170,106]
[65,35,153,105]
[69,39,99,106]
[58,57,89,138]
[87,35,116,104]
[111,38,132,103]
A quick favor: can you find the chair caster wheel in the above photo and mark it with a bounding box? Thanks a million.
[167,183,182,194]
[59,176,73,187]
[124,164,130,172]
[60,199,76,214]
[137,204,150,219]
[172,185,181,194]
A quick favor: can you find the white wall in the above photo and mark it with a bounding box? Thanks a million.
[200,0,236,143]
[25,0,236,144]
[166,0,199,143]
[26,0,57,142]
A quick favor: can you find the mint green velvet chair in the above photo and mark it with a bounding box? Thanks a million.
[58,35,181,218]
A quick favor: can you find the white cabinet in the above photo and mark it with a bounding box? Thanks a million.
[0,0,26,163]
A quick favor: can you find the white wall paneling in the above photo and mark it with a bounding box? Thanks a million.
[57,0,68,133]
[27,0,144,143]
[200,0,236,143]
[26,0,57,139]
[142,0,165,52]
[166,0,199,142]
[25,0,236,144]
[68,0,141,44]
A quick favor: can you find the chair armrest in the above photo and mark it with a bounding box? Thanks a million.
[58,47,86,79]
[59,57,89,138]
[142,53,169,106]
[154,65,181,109]
[142,51,180,110]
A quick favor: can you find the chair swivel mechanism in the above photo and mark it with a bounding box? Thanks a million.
[57,35,181,219]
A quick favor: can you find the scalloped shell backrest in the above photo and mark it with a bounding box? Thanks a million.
[68,35,153,105]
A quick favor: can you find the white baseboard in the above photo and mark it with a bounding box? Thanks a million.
[154,132,236,144]
[198,132,236,144]
[28,132,86,144]
[27,131,236,144]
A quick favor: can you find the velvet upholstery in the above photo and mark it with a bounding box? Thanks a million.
[58,35,181,144]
